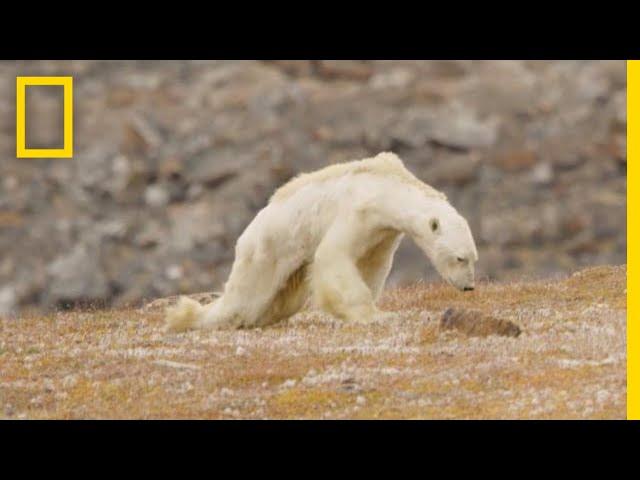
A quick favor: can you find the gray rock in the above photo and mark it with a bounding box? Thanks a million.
[425,154,479,186]
[530,162,553,185]
[144,184,170,208]
[0,286,16,317]
[167,201,227,253]
[429,108,500,150]
[391,106,499,150]
[46,244,109,305]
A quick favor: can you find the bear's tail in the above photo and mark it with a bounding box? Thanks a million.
[164,296,205,332]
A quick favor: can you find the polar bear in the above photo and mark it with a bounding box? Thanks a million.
[165,152,478,331]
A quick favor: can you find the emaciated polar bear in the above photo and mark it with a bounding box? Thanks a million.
[165,152,478,331]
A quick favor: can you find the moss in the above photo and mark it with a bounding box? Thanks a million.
[269,387,352,418]
[0,265,626,419]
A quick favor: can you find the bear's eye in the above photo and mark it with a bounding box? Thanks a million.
[430,218,439,232]
[457,257,466,263]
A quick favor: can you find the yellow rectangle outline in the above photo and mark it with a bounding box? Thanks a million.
[629,60,638,420]
[16,76,73,158]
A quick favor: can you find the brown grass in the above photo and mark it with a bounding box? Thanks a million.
[0,265,626,419]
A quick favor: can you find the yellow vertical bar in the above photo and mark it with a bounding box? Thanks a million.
[629,60,639,420]
[15,77,26,157]
[63,77,73,157]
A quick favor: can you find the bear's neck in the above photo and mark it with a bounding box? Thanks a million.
[375,185,448,254]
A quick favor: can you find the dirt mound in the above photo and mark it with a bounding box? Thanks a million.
[440,308,522,337]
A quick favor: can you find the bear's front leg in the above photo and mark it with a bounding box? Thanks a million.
[311,214,388,324]
[312,260,377,323]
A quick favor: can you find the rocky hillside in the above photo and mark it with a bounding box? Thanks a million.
[0,265,626,419]
[0,61,627,314]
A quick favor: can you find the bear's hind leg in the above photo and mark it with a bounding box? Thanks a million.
[199,248,303,329]
[259,263,310,327]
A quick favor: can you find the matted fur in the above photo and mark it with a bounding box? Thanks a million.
[165,296,205,332]
[270,152,447,203]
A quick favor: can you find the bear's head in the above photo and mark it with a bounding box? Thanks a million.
[416,202,478,292]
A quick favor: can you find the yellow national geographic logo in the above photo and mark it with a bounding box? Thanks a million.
[16,76,73,158]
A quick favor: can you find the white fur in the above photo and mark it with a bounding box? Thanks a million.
[165,296,205,332]
[165,152,478,331]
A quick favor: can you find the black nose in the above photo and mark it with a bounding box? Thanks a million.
[463,286,474,291]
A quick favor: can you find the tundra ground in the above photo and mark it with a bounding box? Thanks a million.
[0,265,626,419]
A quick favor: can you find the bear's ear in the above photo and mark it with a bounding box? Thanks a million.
[429,218,440,234]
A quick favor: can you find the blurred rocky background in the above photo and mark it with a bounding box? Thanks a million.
[0,61,627,315]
